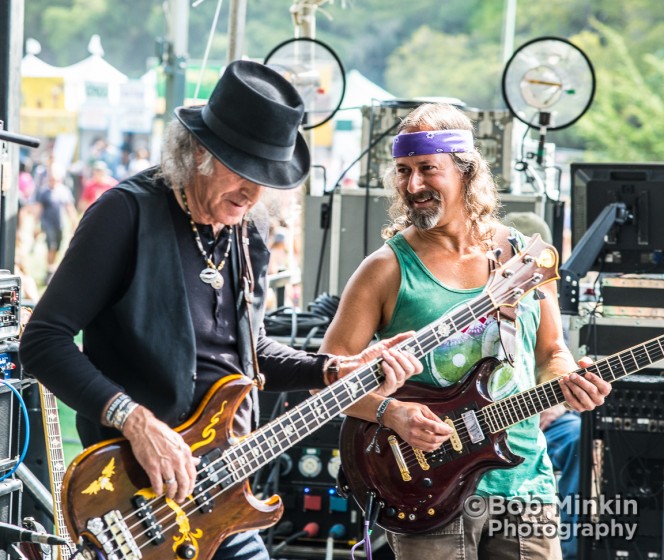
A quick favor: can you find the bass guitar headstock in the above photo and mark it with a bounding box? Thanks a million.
[486,234,559,308]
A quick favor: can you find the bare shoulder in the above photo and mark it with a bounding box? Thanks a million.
[344,242,400,295]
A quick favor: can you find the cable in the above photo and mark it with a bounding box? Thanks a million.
[0,379,30,482]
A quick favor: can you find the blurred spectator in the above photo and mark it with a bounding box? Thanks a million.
[88,138,119,178]
[18,159,35,206]
[128,147,152,176]
[35,163,78,284]
[78,160,118,213]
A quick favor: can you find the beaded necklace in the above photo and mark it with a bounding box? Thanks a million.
[180,188,233,289]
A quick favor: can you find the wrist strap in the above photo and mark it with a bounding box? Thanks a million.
[367,397,395,454]
[376,397,394,428]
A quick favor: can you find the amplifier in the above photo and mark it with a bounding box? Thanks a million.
[0,273,20,342]
[256,391,390,558]
[567,314,664,370]
[580,376,664,560]
[0,479,23,559]
[601,277,664,318]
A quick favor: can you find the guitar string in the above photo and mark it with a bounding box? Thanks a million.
[94,253,555,555]
[100,297,492,554]
[399,350,654,469]
[110,294,528,555]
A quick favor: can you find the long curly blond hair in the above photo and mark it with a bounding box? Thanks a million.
[382,103,500,243]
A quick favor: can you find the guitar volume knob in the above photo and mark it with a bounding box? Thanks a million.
[177,544,197,559]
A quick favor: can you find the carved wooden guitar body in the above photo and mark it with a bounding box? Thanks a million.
[339,337,664,534]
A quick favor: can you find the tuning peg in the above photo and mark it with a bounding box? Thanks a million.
[507,236,519,253]
[533,288,546,300]
[487,247,503,263]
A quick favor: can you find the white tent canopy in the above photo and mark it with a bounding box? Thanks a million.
[21,53,64,78]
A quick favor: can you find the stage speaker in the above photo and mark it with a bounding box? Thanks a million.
[579,375,664,560]
[255,390,394,559]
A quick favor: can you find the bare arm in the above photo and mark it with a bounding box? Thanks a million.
[534,279,610,426]
[321,247,452,451]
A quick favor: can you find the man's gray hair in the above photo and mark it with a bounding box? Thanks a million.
[156,119,215,190]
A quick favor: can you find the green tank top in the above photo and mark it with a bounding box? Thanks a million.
[379,231,556,502]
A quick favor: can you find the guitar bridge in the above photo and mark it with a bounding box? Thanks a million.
[388,435,412,481]
[86,510,142,559]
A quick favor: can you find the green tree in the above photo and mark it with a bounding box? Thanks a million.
[573,21,664,161]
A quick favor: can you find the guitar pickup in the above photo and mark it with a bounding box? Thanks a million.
[131,495,165,545]
[194,448,225,513]
[444,418,463,452]
[461,410,485,444]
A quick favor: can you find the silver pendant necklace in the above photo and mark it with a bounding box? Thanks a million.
[180,188,233,289]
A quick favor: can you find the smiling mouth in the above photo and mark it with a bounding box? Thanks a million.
[407,192,439,206]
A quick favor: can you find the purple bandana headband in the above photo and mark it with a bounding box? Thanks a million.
[392,129,474,158]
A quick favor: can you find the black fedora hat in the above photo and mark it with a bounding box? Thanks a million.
[174,60,309,189]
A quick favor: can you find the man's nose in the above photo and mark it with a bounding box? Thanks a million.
[407,170,426,192]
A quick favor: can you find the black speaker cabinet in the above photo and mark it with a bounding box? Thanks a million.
[580,375,664,560]
[0,478,22,560]
[256,390,394,559]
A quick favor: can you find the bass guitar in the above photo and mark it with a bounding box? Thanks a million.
[61,235,558,560]
[338,335,664,534]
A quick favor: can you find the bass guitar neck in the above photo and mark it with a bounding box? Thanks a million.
[38,384,76,559]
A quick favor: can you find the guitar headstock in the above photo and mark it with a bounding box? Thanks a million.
[486,234,560,308]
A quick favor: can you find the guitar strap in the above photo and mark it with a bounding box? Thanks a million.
[488,229,519,367]
[238,218,266,390]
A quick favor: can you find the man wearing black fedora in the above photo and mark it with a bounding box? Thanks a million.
[20,60,421,559]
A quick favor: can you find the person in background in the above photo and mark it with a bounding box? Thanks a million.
[320,102,610,560]
[34,162,78,285]
[78,160,118,213]
[128,146,152,176]
[19,60,422,560]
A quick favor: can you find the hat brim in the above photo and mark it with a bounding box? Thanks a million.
[175,106,310,190]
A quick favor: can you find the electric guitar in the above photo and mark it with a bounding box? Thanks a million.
[338,336,664,534]
[60,235,558,560]
[37,384,75,559]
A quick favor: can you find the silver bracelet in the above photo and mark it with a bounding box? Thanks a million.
[113,401,139,432]
[104,394,131,426]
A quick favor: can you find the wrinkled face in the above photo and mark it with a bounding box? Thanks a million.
[188,158,264,226]
[394,151,466,230]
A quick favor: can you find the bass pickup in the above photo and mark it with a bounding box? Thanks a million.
[193,448,225,513]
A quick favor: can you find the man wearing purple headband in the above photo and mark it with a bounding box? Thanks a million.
[321,103,610,560]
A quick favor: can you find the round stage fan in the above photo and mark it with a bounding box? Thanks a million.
[502,36,596,131]
[264,37,346,130]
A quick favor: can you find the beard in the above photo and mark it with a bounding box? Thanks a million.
[405,190,443,230]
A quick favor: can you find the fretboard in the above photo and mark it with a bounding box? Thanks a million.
[224,293,498,481]
[483,334,664,432]
[38,385,75,559]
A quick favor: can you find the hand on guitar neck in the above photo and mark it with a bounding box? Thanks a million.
[381,355,609,453]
